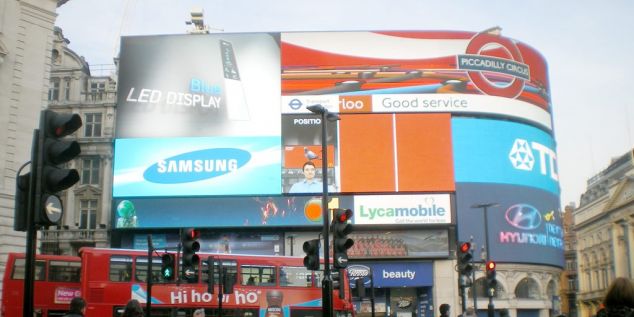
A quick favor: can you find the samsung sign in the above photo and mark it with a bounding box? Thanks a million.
[353,194,452,225]
[113,136,281,197]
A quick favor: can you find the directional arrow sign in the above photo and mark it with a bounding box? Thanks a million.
[43,195,63,224]
[334,254,348,268]
[184,268,196,277]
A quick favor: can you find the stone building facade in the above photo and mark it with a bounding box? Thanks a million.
[573,150,634,317]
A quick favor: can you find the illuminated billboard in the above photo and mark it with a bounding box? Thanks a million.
[280,31,552,131]
[452,117,559,195]
[456,183,563,267]
[114,33,282,197]
[112,31,556,237]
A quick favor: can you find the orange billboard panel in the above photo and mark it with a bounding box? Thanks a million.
[395,113,454,191]
[339,113,454,193]
[339,114,396,192]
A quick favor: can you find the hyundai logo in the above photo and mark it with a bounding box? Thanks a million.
[505,204,542,230]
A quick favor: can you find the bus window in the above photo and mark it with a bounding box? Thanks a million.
[11,259,46,281]
[279,266,312,287]
[135,256,162,283]
[109,255,132,282]
[49,260,81,282]
[202,259,237,284]
[241,265,276,286]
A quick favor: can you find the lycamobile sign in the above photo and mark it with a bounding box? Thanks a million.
[353,194,452,225]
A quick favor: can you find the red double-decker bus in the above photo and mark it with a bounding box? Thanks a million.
[1,253,81,317]
[79,247,354,317]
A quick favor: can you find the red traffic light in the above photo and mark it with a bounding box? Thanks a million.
[459,242,471,253]
[334,208,353,223]
[185,228,200,240]
[486,261,496,271]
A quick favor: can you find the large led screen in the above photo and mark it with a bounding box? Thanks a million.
[281,31,552,131]
[452,117,559,195]
[114,34,282,197]
[111,30,555,229]
[456,183,564,267]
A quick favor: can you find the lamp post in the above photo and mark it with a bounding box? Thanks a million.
[471,203,499,317]
[307,104,339,317]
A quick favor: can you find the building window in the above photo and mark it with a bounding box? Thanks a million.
[64,77,71,101]
[515,277,540,299]
[90,82,105,101]
[48,78,60,101]
[81,157,100,185]
[80,199,98,229]
[84,113,102,137]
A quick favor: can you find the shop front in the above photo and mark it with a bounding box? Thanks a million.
[348,262,433,317]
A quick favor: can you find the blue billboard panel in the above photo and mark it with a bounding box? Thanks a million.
[452,118,559,195]
[456,183,564,267]
[113,196,354,229]
[113,137,281,197]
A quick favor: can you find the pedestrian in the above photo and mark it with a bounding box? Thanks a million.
[121,299,144,317]
[439,304,451,317]
[596,277,634,317]
[63,297,86,317]
[464,307,476,317]
[194,308,206,317]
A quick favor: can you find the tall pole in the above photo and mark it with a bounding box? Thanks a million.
[23,130,39,317]
[320,110,333,317]
[483,205,494,317]
[471,203,498,317]
[307,104,338,317]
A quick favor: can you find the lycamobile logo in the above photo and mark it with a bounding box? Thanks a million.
[144,148,250,184]
[359,204,446,220]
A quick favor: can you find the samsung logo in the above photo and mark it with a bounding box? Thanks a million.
[144,148,251,184]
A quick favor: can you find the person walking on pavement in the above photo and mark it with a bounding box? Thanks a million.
[63,297,86,317]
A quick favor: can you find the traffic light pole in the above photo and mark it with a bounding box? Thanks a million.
[472,203,497,317]
[23,130,39,317]
[320,110,333,317]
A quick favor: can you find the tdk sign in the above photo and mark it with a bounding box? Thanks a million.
[144,148,250,184]
[451,118,560,195]
[509,138,558,181]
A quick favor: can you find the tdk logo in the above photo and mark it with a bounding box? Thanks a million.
[143,148,251,184]
[509,138,558,181]
[505,203,541,230]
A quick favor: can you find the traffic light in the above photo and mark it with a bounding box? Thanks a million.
[161,253,175,281]
[303,239,320,271]
[332,208,354,269]
[14,173,31,231]
[457,241,474,276]
[182,228,200,282]
[486,260,497,296]
[34,110,82,227]
[331,269,345,299]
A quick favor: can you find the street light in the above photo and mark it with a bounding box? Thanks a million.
[307,104,339,317]
[471,202,499,317]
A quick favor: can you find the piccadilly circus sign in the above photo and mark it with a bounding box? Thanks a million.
[457,30,530,99]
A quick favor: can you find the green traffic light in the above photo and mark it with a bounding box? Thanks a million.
[163,267,173,278]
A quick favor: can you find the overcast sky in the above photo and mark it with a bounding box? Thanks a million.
[56,0,634,207]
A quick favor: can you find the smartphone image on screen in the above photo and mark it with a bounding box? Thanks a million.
[220,39,250,121]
